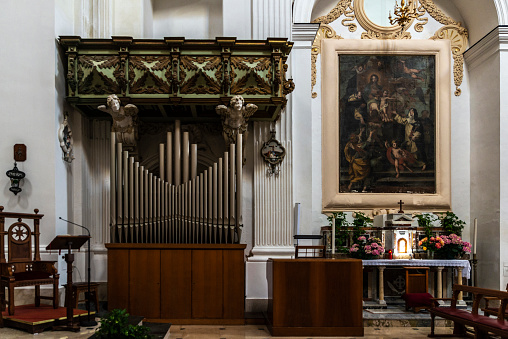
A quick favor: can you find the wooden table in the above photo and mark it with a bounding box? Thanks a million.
[266,258,364,337]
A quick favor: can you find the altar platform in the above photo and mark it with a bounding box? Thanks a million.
[1,304,92,334]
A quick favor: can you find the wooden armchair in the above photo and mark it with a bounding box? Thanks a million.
[0,207,59,315]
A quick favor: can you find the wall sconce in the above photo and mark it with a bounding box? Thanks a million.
[260,130,286,177]
[6,162,25,195]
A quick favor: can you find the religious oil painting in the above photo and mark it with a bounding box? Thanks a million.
[338,54,436,194]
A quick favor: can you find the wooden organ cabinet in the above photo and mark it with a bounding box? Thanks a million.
[107,120,246,323]
[106,244,245,323]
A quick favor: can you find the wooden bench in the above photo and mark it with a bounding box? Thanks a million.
[481,283,508,320]
[429,284,508,338]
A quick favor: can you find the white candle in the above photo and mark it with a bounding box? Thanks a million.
[332,216,336,255]
[473,218,478,255]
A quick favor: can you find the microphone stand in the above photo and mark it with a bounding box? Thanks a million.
[59,217,98,326]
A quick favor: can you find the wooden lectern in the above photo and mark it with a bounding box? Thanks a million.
[46,235,89,332]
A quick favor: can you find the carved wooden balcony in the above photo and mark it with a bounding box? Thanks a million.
[59,36,294,122]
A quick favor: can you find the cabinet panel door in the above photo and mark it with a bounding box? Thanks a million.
[161,250,192,318]
[223,249,245,319]
[129,249,161,318]
[192,249,223,319]
[108,249,129,311]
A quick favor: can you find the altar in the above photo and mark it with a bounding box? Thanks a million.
[362,259,471,305]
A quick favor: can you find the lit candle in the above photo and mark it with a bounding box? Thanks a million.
[473,218,478,255]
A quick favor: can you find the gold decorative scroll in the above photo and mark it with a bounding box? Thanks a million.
[430,25,468,96]
[312,0,353,24]
[310,0,468,97]
[311,24,343,98]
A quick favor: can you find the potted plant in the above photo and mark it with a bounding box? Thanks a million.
[418,236,445,258]
[414,213,437,238]
[439,211,465,236]
[349,236,385,259]
[435,234,471,259]
[94,309,152,339]
[327,212,350,253]
[351,212,372,241]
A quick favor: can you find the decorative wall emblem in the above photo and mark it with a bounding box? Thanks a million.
[311,0,468,97]
[58,113,74,163]
[260,130,286,177]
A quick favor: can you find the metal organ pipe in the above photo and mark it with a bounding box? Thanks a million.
[110,120,243,244]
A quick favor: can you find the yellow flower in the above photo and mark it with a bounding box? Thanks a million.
[423,246,427,251]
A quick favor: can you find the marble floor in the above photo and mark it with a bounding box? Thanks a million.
[0,323,464,339]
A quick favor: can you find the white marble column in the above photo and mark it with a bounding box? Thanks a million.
[244,21,317,313]
[378,266,387,305]
[79,0,113,38]
[465,26,508,291]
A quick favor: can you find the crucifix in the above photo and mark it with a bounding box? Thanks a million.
[398,199,404,213]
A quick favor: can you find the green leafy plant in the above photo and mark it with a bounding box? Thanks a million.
[439,211,465,236]
[352,212,372,240]
[95,309,152,339]
[328,212,350,252]
[414,213,437,238]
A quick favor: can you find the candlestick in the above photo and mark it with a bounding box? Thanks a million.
[473,218,478,255]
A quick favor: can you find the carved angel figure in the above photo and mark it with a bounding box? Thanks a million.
[98,94,139,147]
[215,95,258,148]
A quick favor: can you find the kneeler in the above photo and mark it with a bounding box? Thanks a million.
[402,267,433,312]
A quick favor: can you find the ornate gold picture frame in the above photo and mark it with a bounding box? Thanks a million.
[321,39,451,213]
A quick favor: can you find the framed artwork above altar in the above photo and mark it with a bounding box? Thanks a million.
[321,39,451,212]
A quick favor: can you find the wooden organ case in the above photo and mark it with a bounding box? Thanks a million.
[107,121,245,323]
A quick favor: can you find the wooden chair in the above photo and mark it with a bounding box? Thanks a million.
[0,207,59,315]
[402,267,432,312]
[295,245,326,258]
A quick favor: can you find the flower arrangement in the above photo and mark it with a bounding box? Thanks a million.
[349,236,385,259]
[435,234,471,259]
[418,236,445,252]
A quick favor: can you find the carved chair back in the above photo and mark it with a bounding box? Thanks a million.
[0,206,42,264]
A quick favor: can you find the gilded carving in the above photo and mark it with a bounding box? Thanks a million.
[77,56,121,95]
[341,2,357,32]
[67,55,77,96]
[311,0,468,97]
[430,25,468,96]
[312,0,353,24]
[230,57,272,95]
[129,56,171,94]
[311,24,343,98]
[179,56,222,95]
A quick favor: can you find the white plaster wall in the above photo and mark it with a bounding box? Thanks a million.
[152,0,223,39]
[0,1,57,244]
[466,29,502,290]
[223,0,251,39]
[113,0,149,38]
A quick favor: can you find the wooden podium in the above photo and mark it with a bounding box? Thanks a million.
[47,235,89,332]
[266,258,364,337]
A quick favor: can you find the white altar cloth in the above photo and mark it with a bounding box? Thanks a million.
[362,259,471,279]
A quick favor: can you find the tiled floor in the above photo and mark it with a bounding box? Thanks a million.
[0,323,463,338]
[169,325,459,338]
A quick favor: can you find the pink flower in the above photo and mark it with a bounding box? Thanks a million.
[358,236,366,241]
[371,243,378,248]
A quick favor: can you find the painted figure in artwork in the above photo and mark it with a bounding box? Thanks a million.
[216,95,258,150]
[339,55,436,193]
[98,94,139,148]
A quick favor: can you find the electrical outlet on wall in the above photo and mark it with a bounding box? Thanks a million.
[504,262,508,277]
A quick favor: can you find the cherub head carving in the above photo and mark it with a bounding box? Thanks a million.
[107,94,121,112]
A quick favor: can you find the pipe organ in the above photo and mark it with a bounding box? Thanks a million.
[110,121,243,244]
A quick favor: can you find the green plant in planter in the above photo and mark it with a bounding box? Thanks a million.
[352,212,372,240]
[95,309,152,339]
[414,213,437,238]
[439,211,465,236]
[327,212,350,252]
